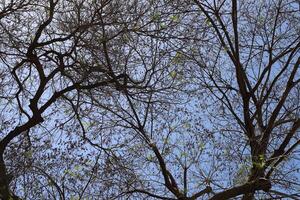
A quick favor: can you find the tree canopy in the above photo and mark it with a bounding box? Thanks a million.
[0,0,299,199]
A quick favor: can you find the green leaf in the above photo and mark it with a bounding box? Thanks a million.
[132,25,139,31]
[65,169,76,177]
[123,35,130,42]
[24,150,33,158]
[199,143,205,151]
[48,180,54,186]
[70,195,79,200]
[253,162,265,169]
[234,164,249,185]
[258,154,264,161]
[205,19,211,26]
[170,71,177,79]
[171,52,185,64]
[160,23,167,29]
[253,154,266,169]
[74,165,81,171]
[190,47,198,54]
[183,122,191,129]
[223,46,229,52]
[163,138,168,144]
[258,16,264,23]
[152,13,161,21]
[170,15,179,22]
[181,152,187,157]
[82,121,92,129]
[147,154,154,161]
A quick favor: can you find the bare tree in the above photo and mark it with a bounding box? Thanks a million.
[185,0,300,199]
[0,0,161,199]
[0,0,299,200]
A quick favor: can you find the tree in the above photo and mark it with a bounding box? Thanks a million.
[0,0,299,200]
[0,0,160,198]
[188,0,300,199]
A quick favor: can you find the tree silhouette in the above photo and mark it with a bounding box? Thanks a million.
[0,0,299,199]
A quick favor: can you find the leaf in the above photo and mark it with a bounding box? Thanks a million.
[64,109,71,114]
[48,180,54,186]
[70,195,79,200]
[170,15,179,22]
[163,138,168,144]
[253,162,265,169]
[205,19,211,26]
[147,155,153,161]
[152,13,161,21]
[160,23,167,29]
[133,25,140,31]
[258,154,264,161]
[257,16,264,23]
[24,150,33,158]
[190,47,198,54]
[199,143,205,151]
[123,35,130,42]
[223,46,229,52]
[170,71,177,79]
[82,121,92,129]
[65,169,76,177]
[252,154,266,169]
[181,152,187,157]
[183,122,191,129]
[234,164,249,185]
[74,165,81,171]
[171,52,185,64]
